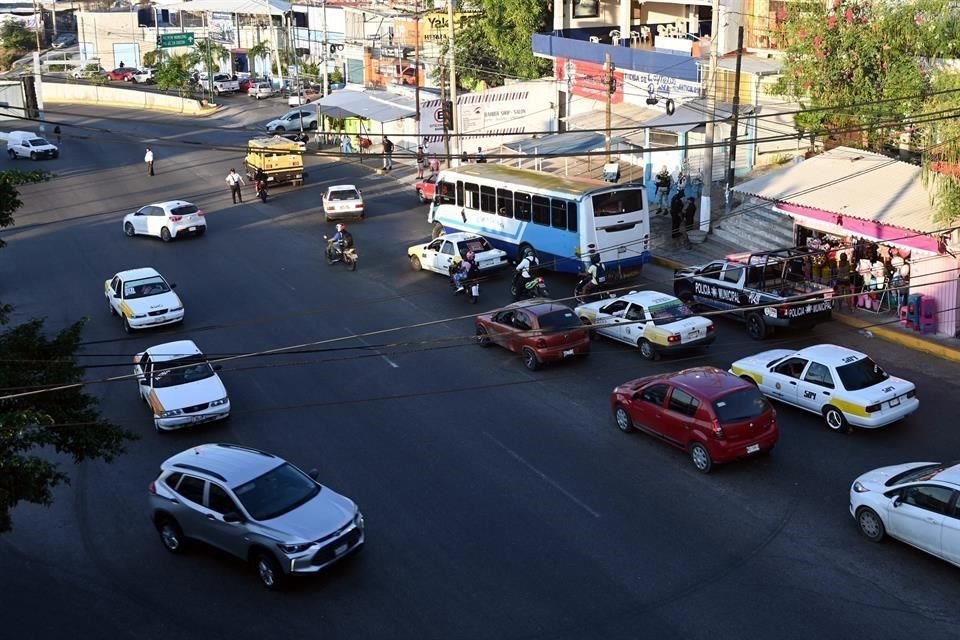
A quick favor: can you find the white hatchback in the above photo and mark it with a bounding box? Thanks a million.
[322,185,364,221]
[850,461,960,568]
[123,200,207,242]
[105,267,184,333]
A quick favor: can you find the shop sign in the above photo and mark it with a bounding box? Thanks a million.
[623,71,699,110]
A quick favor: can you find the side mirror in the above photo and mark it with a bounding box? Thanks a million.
[307,468,320,481]
[170,283,177,289]
[892,494,903,508]
[222,511,244,523]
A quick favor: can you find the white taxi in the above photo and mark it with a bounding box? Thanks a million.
[408,232,509,275]
[322,185,364,221]
[105,267,184,333]
[730,344,918,431]
[574,291,715,360]
[134,340,230,432]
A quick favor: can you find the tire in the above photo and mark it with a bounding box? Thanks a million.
[7,149,15,159]
[521,347,540,371]
[309,121,318,130]
[254,552,284,590]
[638,338,659,361]
[823,405,850,433]
[676,287,694,304]
[410,255,422,271]
[856,507,886,542]
[124,222,135,237]
[740,375,758,385]
[347,255,357,271]
[689,442,713,473]
[156,517,186,554]
[197,225,206,236]
[475,325,491,347]
[431,221,444,239]
[417,188,426,204]
[30,151,37,161]
[274,125,285,132]
[122,317,132,334]
[746,313,768,340]
[325,248,336,265]
[160,227,171,242]
[614,405,634,433]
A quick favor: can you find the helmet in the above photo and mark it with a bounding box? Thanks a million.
[590,251,601,265]
[466,251,475,261]
[336,223,345,232]
[524,247,535,259]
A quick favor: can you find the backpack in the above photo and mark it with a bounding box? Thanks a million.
[341,230,354,248]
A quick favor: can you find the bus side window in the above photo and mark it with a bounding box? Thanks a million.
[550,199,567,229]
[497,189,514,217]
[567,202,578,232]
[480,186,496,213]
[456,181,464,207]
[437,182,453,204]
[532,195,550,226]
[515,192,531,221]
[464,182,480,210]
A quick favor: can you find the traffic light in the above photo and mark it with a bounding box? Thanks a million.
[442,100,453,125]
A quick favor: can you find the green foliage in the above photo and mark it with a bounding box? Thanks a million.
[921,70,960,226]
[300,60,319,80]
[142,49,160,68]
[248,40,271,79]
[191,39,229,77]
[0,50,22,72]
[0,318,137,532]
[154,53,193,95]
[0,170,49,250]
[329,67,343,85]
[0,22,34,52]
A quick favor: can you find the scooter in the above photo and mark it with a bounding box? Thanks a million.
[511,275,549,300]
[323,236,358,271]
[255,179,268,203]
[448,263,480,304]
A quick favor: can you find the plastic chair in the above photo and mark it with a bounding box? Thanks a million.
[609,30,622,46]
[589,36,600,43]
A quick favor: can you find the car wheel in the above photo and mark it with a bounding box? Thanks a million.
[124,222,135,237]
[475,325,491,347]
[740,375,758,385]
[410,255,422,271]
[160,227,171,242]
[7,149,15,159]
[823,405,850,433]
[197,225,206,236]
[122,317,132,334]
[521,347,540,371]
[638,338,659,361]
[156,517,186,554]
[676,286,694,304]
[30,151,37,161]
[579,317,596,341]
[254,552,284,590]
[274,125,285,132]
[417,188,426,204]
[746,313,768,340]
[856,507,886,542]
[431,222,444,239]
[309,121,318,130]
[614,405,634,433]
[689,442,713,473]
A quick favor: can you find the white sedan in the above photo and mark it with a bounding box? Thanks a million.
[730,344,918,431]
[407,233,508,274]
[574,291,715,360]
[104,267,184,333]
[322,185,364,221]
[134,340,230,432]
[850,461,960,568]
[123,200,207,242]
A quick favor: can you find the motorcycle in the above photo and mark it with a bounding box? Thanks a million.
[448,262,480,304]
[573,271,613,305]
[323,236,358,271]
[255,179,268,202]
[511,275,549,300]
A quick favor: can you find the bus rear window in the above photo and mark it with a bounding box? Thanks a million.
[593,189,644,217]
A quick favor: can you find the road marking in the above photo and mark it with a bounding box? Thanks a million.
[346,328,400,368]
[483,431,600,519]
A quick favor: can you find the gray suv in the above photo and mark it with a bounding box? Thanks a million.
[148,443,364,589]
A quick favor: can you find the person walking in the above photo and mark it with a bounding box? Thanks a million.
[144,147,154,176]
[226,168,245,204]
[415,146,425,179]
[382,136,394,171]
[669,191,684,247]
[53,125,61,145]
[655,166,672,214]
[340,135,354,154]
[429,154,440,177]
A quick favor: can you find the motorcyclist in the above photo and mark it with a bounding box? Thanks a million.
[254,168,268,199]
[580,251,605,300]
[452,251,476,292]
[326,223,352,261]
[512,247,539,293]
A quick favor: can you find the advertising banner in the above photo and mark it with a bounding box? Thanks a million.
[555,58,623,104]
[208,12,236,45]
[623,71,700,110]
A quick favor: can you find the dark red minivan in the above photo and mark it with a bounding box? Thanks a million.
[610,367,778,473]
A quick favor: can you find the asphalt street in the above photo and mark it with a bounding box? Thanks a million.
[1,102,959,640]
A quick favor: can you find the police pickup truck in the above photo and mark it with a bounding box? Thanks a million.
[673,247,834,340]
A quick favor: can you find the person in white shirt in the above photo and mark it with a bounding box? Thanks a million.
[144,147,154,176]
[226,168,245,204]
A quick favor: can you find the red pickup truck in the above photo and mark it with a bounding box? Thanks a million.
[416,175,439,203]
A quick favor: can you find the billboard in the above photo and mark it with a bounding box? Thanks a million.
[555,58,623,104]
[208,12,236,45]
[623,71,700,110]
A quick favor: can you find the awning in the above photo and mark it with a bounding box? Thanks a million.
[158,0,290,16]
[310,89,416,123]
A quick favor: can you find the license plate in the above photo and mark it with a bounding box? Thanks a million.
[188,226,196,232]
[563,349,575,357]
[335,543,348,556]
[687,331,702,340]
[746,444,760,454]
[889,396,900,407]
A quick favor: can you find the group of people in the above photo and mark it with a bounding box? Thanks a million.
[656,166,697,248]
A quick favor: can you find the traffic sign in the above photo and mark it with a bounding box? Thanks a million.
[159,32,195,48]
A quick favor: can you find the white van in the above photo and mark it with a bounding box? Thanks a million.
[6,131,59,160]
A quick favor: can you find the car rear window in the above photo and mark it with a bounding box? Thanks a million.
[836,356,889,390]
[171,204,199,216]
[712,387,770,424]
[329,189,359,201]
[538,309,583,331]
[463,238,492,253]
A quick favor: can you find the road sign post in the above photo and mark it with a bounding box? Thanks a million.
[160,33,195,48]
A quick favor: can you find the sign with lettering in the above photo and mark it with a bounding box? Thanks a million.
[159,32,195,48]
[556,58,623,104]
[623,71,700,110]
[694,282,742,304]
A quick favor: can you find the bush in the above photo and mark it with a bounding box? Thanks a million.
[0,49,23,72]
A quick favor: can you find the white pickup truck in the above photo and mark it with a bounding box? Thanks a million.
[210,73,240,95]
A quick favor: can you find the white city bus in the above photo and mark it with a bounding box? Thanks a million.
[427,164,650,273]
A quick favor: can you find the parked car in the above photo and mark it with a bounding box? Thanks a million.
[6,130,58,160]
[850,460,960,568]
[122,200,207,242]
[148,443,365,589]
[730,344,918,432]
[71,63,105,79]
[238,78,252,93]
[475,300,590,370]
[133,67,156,84]
[51,33,77,49]
[611,367,779,473]
[287,88,321,107]
[322,185,364,221]
[104,267,184,333]
[408,232,508,275]
[106,67,137,81]
[249,81,277,100]
[415,174,439,203]
[265,108,318,133]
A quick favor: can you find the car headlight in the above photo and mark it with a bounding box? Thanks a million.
[132,313,147,319]
[354,510,364,529]
[852,481,869,493]
[210,396,229,407]
[160,408,183,418]
[278,542,313,554]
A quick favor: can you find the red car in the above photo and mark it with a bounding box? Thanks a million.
[106,67,137,81]
[475,300,590,370]
[610,367,778,473]
[416,175,438,203]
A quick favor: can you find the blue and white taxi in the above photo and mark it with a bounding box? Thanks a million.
[574,291,715,360]
[730,344,918,431]
[134,340,230,432]
[408,232,509,275]
[105,267,184,333]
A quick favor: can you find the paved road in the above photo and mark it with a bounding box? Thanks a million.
[1,105,959,640]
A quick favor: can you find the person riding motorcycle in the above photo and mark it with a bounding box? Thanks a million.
[326,223,353,261]
[512,247,539,293]
[451,251,476,292]
[580,252,606,299]
[253,168,268,200]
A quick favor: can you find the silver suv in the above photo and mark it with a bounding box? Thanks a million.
[148,443,364,589]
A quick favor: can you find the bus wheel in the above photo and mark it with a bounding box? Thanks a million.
[431,222,444,239]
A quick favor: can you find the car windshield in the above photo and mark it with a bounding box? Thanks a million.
[329,189,359,201]
[462,238,492,253]
[836,356,889,390]
[712,387,771,424]
[29,138,48,146]
[538,309,583,331]
[124,276,170,299]
[234,462,321,521]
[649,300,690,325]
[170,204,199,216]
[152,355,215,388]
[885,462,957,487]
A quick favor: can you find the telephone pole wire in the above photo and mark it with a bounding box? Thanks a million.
[724,25,745,218]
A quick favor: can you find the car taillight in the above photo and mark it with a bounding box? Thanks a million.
[668,334,681,343]
[711,418,724,438]
[196,211,205,216]
[357,204,365,209]
[707,324,716,333]
[865,403,881,413]
[536,338,547,348]
[169,215,182,222]
[148,481,156,495]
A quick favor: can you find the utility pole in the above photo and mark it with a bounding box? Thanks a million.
[724,26,745,218]
[441,65,451,166]
[414,0,421,127]
[446,0,459,163]
[699,0,721,233]
[603,53,614,160]
[321,0,329,96]
[33,0,42,51]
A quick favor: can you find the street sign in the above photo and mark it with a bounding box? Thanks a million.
[159,33,195,48]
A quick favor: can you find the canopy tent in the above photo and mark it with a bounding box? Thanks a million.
[157,0,290,16]
[310,89,416,124]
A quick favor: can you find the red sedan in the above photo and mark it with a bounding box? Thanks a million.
[475,300,590,370]
[610,367,779,473]
[415,175,438,203]
[106,67,137,81]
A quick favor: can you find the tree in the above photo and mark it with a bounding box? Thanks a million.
[0,22,34,52]
[248,40,272,79]
[142,49,160,68]
[191,39,229,78]
[921,70,960,226]
[0,169,49,250]
[154,53,194,96]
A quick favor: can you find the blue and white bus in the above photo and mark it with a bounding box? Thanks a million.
[427,164,650,274]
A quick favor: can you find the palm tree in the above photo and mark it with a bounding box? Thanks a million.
[247,40,272,80]
[191,39,229,78]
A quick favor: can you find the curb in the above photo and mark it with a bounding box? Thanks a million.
[44,99,221,118]
[651,255,960,364]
